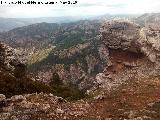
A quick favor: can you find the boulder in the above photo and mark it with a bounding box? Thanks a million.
[0,94,6,102]
[101,21,141,53]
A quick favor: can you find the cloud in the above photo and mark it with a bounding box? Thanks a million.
[77,3,126,8]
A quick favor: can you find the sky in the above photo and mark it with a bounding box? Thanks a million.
[0,0,160,18]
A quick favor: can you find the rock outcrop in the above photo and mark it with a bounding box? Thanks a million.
[0,93,90,120]
[138,26,160,66]
[0,42,25,73]
[89,20,160,94]
[101,21,141,53]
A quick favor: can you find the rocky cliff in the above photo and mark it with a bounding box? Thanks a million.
[88,20,160,95]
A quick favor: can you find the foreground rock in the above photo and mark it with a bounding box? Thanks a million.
[0,75,160,120]
[0,93,91,120]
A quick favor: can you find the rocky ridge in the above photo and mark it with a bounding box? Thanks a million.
[88,20,160,95]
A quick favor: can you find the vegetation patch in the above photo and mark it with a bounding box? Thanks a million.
[27,46,55,65]
[0,70,88,101]
[50,72,88,101]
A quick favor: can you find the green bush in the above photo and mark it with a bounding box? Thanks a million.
[0,71,87,101]
[52,85,86,101]
[0,72,53,97]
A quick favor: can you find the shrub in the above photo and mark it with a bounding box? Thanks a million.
[0,72,53,97]
[14,63,26,78]
[50,72,62,86]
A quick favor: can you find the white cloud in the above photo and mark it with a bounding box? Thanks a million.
[0,0,160,17]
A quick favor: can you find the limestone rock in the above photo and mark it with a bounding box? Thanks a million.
[11,95,26,102]
[101,20,141,53]
[0,94,6,102]
[56,108,64,114]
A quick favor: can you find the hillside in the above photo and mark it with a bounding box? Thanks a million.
[0,13,160,119]
[0,42,87,100]
[0,20,100,48]
[135,13,160,27]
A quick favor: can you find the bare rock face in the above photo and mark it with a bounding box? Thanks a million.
[98,44,109,65]
[101,21,141,53]
[0,42,26,73]
[138,26,160,66]
[0,94,6,102]
[100,20,160,65]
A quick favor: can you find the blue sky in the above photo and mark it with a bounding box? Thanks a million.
[0,0,160,18]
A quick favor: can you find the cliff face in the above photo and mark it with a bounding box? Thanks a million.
[139,25,160,65]
[88,20,160,94]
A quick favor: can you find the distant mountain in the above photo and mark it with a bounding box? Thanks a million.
[0,18,31,32]
[0,20,100,48]
[135,13,160,26]
[0,14,139,32]
[0,16,95,32]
